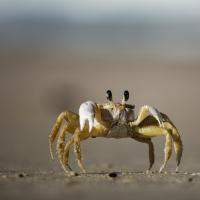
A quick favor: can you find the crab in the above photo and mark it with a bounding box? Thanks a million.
[49,90,183,176]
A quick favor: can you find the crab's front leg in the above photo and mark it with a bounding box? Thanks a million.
[131,105,164,127]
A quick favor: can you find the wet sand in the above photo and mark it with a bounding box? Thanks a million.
[1,169,200,200]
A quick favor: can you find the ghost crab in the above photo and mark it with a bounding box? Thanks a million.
[49,90,183,176]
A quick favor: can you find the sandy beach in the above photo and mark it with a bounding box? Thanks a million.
[1,169,200,200]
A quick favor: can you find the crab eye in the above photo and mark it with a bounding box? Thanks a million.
[106,90,113,101]
[124,90,129,101]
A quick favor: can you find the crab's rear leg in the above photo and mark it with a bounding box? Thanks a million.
[62,135,75,175]
[73,129,87,173]
[165,123,183,172]
[55,124,77,175]
[49,112,67,159]
[174,137,183,172]
[132,135,155,172]
[49,111,79,159]
[134,126,173,173]
[159,133,172,173]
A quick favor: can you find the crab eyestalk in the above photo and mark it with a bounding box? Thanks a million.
[122,90,129,105]
[106,90,113,102]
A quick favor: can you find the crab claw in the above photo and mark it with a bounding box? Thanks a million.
[79,101,96,132]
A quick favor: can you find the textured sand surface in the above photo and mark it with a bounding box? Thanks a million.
[1,170,200,200]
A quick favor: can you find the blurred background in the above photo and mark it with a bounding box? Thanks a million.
[0,0,200,172]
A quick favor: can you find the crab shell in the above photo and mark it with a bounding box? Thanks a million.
[79,101,135,137]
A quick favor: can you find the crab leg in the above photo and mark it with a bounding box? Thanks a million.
[165,123,183,172]
[134,126,173,172]
[62,136,75,175]
[159,133,172,173]
[49,111,79,159]
[132,135,155,171]
[49,112,67,159]
[73,130,87,173]
[56,124,74,174]
[159,121,183,172]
